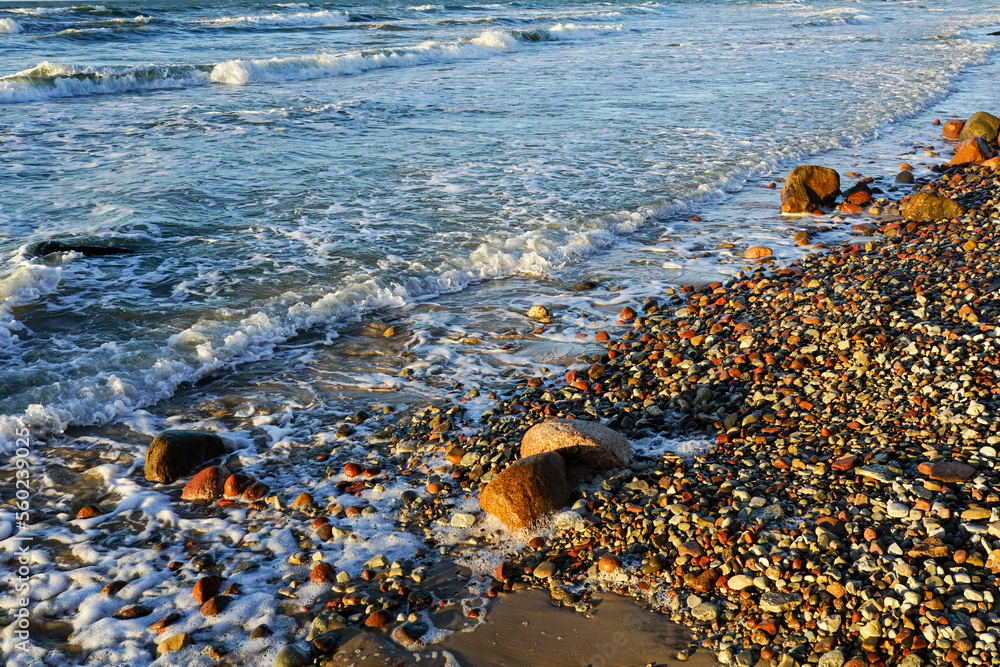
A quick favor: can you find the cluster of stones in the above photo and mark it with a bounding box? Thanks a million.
[383,114,1000,667]
[81,110,1000,667]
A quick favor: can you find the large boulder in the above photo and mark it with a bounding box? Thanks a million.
[959,111,1000,144]
[951,137,994,166]
[521,419,630,471]
[780,166,841,214]
[144,430,227,483]
[479,453,571,531]
[901,192,965,222]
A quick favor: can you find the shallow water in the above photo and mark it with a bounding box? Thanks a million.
[2,0,1000,451]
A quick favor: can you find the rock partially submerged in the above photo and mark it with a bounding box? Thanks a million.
[520,419,631,471]
[958,111,1000,143]
[479,452,571,531]
[144,430,227,483]
[181,465,229,501]
[780,165,840,214]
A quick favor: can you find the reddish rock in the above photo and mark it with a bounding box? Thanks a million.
[831,455,859,472]
[619,306,637,321]
[181,466,229,501]
[780,165,840,213]
[773,457,791,470]
[908,537,949,559]
[841,202,862,214]
[495,561,515,582]
[193,576,225,605]
[364,610,392,628]
[200,595,230,617]
[598,556,622,573]
[943,119,965,140]
[310,563,337,583]
[846,190,872,206]
[951,137,994,166]
[446,446,465,465]
[678,541,706,558]
[290,493,313,508]
[520,419,630,471]
[827,582,847,599]
[690,569,718,593]
[743,246,773,260]
[113,604,152,620]
[76,505,102,520]
[343,463,363,479]
[243,481,269,501]
[479,452,571,532]
[925,461,975,482]
[223,473,254,499]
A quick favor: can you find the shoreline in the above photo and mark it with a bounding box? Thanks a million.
[9,79,1000,667]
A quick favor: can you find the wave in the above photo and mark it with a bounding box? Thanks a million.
[0,202,652,456]
[0,61,212,103]
[193,9,350,29]
[0,23,616,103]
[209,31,519,85]
[6,4,106,16]
[0,18,22,34]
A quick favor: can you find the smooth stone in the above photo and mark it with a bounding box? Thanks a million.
[690,603,719,621]
[727,574,755,591]
[520,419,631,471]
[273,645,311,667]
[450,513,477,528]
[819,650,845,667]
[479,452,571,532]
[533,561,556,579]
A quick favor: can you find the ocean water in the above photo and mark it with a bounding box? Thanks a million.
[2,0,1000,452]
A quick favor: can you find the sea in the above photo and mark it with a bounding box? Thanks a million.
[2,1,1000,665]
[2,0,1000,453]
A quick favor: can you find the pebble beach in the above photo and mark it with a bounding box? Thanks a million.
[6,2,1000,666]
[7,113,1000,667]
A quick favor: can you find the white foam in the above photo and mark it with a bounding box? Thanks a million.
[0,253,64,349]
[0,18,22,33]
[195,9,349,28]
[547,22,623,39]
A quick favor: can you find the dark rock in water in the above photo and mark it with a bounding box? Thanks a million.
[407,590,432,612]
[391,621,430,650]
[28,240,134,258]
[895,171,915,184]
[144,430,227,483]
[567,280,600,291]
[959,111,1000,143]
[780,165,840,213]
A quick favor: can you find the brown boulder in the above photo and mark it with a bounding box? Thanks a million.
[951,137,994,166]
[959,111,1000,143]
[479,452,571,531]
[780,166,840,213]
[520,419,630,471]
[901,192,965,222]
[181,466,229,501]
[943,119,965,140]
[144,430,227,483]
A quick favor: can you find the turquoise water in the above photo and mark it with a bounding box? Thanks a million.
[2,0,1000,450]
